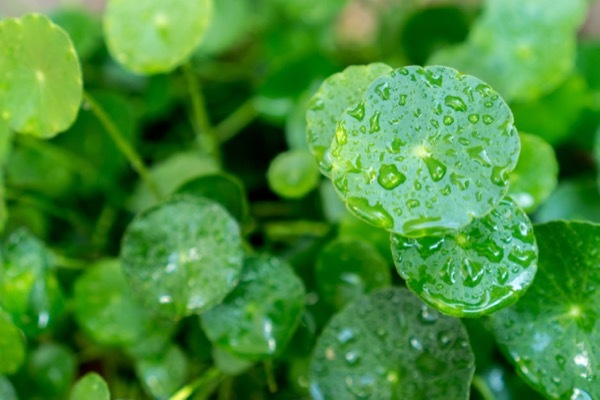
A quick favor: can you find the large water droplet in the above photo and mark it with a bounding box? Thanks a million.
[409,337,423,351]
[369,111,381,133]
[347,197,394,230]
[375,82,391,100]
[419,305,439,324]
[468,114,479,124]
[444,95,467,112]
[443,116,454,126]
[491,166,509,186]
[345,351,361,366]
[467,146,492,166]
[482,115,494,124]
[423,156,447,182]
[347,102,366,121]
[377,164,406,190]
[337,328,356,344]
[398,94,407,106]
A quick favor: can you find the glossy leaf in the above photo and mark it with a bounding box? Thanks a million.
[120,196,243,318]
[0,312,25,375]
[196,0,250,56]
[508,133,558,212]
[310,287,475,399]
[0,14,82,137]
[69,373,110,400]
[73,259,159,347]
[391,198,537,317]
[0,229,65,337]
[176,173,249,224]
[135,345,188,399]
[129,150,218,212]
[330,66,519,236]
[536,179,600,224]
[491,221,600,399]
[104,0,213,74]
[430,0,587,101]
[0,376,18,400]
[201,254,305,359]
[306,63,392,175]
[267,150,320,199]
[316,239,390,309]
[28,343,76,397]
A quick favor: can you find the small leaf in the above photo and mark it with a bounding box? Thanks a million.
[28,343,76,397]
[491,221,600,399]
[508,133,558,212]
[391,198,537,317]
[201,254,305,360]
[135,345,188,399]
[0,376,18,400]
[120,196,244,318]
[104,0,213,74]
[330,66,519,236]
[267,150,320,199]
[536,179,600,224]
[73,259,165,347]
[0,229,65,337]
[310,287,475,400]
[306,63,392,175]
[69,373,110,400]
[316,239,391,309]
[0,14,82,137]
[0,312,25,375]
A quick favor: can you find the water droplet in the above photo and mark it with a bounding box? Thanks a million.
[347,102,365,121]
[484,101,493,108]
[423,156,447,182]
[309,97,325,111]
[443,116,454,125]
[430,119,439,128]
[450,173,469,190]
[468,114,479,124]
[347,197,394,229]
[414,108,422,118]
[375,82,391,100]
[345,351,361,366]
[335,125,347,145]
[398,94,407,106]
[467,146,492,166]
[418,68,443,87]
[337,328,356,344]
[419,306,439,323]
[409,337,423,351]
[444,95,467,112]
[407,199,420,209]
[369,111,381,133]
[482,115,494,124]
[491,166,509,186]
[437,331,452,348]
[570,388,593,400]
[398,68,409,76]
[377,164,406,190]
[389,138,406,153]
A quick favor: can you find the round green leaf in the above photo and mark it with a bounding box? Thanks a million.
[176,173,249,224]
[310,287,475,399]
[306,63,392,175]
[0,376,18,400]
[120,196,243,318]
[267,150,320,199]
[391,198,538,317]
[69,373,110,400]
[201,254,305,360]
[330,66,519,236]
[0,312,25,375]
[0,229,65,337]
[28,343,76,397]
[508,133,558,212]
[0,14,82,138]
[104,0,213,74]
[430,0,587,101]
[536,179,600,224]
[73,259,150,346]
[135,345,188,399]
[491,221,600,399]
[316,239,391,310]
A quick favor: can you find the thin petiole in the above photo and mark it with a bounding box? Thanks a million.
[216,98,259,143]
[82,91,162,201]
[168,367,224,400]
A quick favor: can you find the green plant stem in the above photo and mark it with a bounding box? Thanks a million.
[472,375,495,400]
[53,254,89,270]
[168,367,223,400]
[182,62,221,163]
[263,360,278,393]
[83,91,162,201]
[91,203,117,254]
[216,99,259,143]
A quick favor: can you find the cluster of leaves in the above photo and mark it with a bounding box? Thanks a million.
[0,0,598,399]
